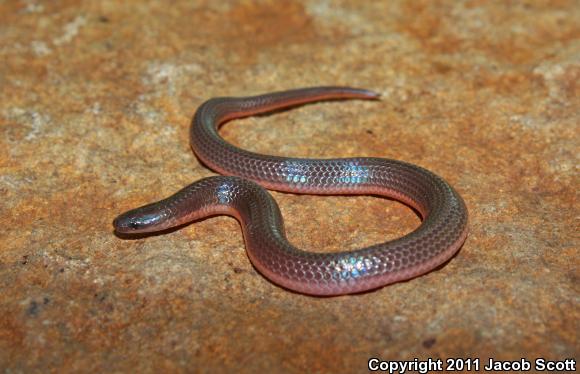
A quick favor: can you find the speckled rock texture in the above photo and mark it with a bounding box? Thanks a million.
[1,0,578,372]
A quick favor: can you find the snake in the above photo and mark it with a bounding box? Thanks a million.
[113,87,468,296]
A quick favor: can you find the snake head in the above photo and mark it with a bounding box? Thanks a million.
[113,203,170,234]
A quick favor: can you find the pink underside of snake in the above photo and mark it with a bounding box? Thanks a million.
[113,86,469,296]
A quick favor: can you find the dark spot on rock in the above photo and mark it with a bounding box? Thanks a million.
[366,129,374,135]
[27,301,39,316]
[21,255,28,265]
[43,297,50,304]
[422,337,436,348]
[233,267,244,274]
[99,15,110,23]
[432,61,452,74]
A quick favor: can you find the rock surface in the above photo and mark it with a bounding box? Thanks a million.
[0,0,578,372]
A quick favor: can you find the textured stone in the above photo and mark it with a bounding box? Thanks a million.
[0,0,578,372]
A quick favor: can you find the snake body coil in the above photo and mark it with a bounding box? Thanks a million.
[114,87,468,295]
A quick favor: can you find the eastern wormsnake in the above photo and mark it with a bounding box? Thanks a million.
[113,87,468,296]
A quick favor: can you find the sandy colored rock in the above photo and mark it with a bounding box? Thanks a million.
[0,0,578,372]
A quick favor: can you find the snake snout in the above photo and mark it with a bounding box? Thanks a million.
[113,206,168,234]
